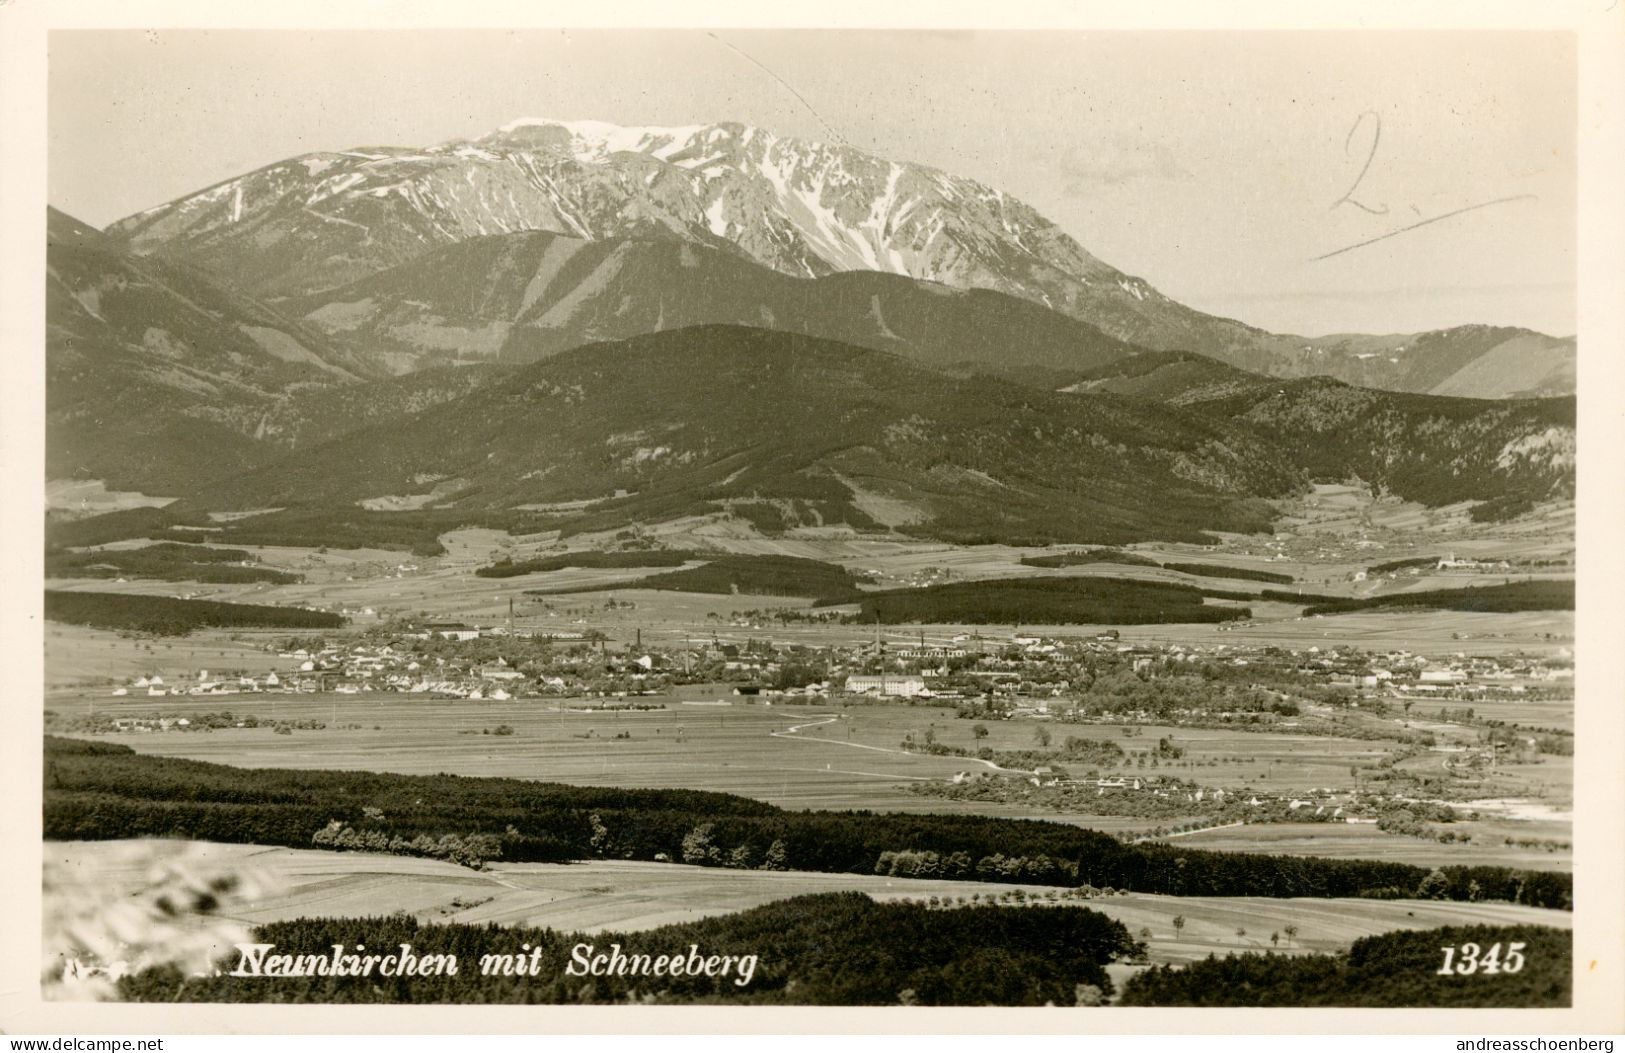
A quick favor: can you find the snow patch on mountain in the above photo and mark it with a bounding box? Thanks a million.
[705,197,730,237]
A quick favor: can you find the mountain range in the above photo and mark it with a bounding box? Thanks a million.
[188,325,1306,545]
[102,118,1574,397]
[161,325,1569,548]
[45,117,1577,546]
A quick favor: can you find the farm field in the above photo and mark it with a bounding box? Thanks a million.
[47,691,1430,821]
[1111,608,1572,653]
[46,480,176,517]
[43,624,306,692]
[45,488,1576,659]
[1408,698,1575,733]
[1001,720,1391,787]
[44,692,1577,870]
[47,840,1571,967]
[1174,821,1571,871]
[46,696,1091,818]
[1259,487,1574,564]
[1384,746,1574,811]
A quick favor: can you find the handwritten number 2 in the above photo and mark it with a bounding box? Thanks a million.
[1331,110,1389,216]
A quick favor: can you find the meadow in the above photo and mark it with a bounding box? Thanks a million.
[43,493,1577,658]
[1175,822,1571,872]
[48,697,1048,816]
[51,839,1571,968]
[44,687,1575,872]
[43,623,305,692]
[47,694,1403,819]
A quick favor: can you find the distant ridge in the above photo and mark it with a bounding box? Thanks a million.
[45,206,377,493]
[184,326,1573,546]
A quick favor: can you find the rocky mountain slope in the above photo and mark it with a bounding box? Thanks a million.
[91,120,1307,368]
[291,228,1138,382]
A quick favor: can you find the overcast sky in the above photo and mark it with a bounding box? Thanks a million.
[48,29,1575,337]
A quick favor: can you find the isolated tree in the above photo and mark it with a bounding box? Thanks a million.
[1270,931,1280,948]
[1235,926,1247,943]
[760,839,789,871]
[1172,914,1186,938]
[1034,725,1052,747]
[1417,868,1451,900]
[972,723,989,741]
[1283,923,1299,948]
[680,823,720,865]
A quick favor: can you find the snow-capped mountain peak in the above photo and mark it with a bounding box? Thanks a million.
[106,117,1185,345]
[480,117,711,164]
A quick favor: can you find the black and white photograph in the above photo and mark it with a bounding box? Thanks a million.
[5,0,1623,1035]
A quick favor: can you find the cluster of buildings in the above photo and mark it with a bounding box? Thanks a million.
[103,619,1572,715]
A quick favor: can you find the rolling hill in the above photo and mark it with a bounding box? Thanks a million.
[174,326,1574,547]
[1070,352,1576,507]
[1256,326,1576,400]
[46,207,378,493]
[291,229,1140,383]
[187,325,1306,546]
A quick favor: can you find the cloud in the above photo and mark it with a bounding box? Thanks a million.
[1056,135,1190,193]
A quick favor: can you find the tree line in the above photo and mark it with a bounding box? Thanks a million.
[46,542,301,585]
[114,892,1137,1005]
[44,737,1570,909]
[1297,580,1573,616]
[815,576,1252,625]
[475,549,695,578]
[44,590,344,636]
[532,554,874,602]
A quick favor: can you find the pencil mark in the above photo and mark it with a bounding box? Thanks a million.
[1330,110,1388,215]
[1312,195,1538,261]
[707,31,848,146]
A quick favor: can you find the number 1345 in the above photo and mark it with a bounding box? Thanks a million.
[1438,942,1527,975]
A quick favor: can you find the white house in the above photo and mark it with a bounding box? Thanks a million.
[844,675,927,698]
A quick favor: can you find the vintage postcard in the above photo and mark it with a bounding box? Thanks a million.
[2,0,1621,1036]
